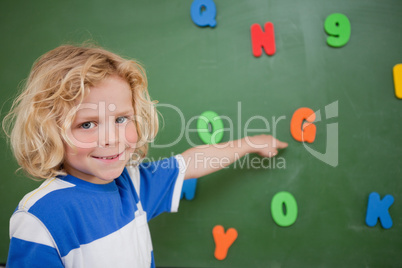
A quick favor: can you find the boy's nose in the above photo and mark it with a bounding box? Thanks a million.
[99,121,117,147]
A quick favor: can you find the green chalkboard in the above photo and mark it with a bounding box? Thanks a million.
[0,0,401,267]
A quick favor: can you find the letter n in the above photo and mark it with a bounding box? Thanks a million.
[365,192,394,229]
[250,22,276,57]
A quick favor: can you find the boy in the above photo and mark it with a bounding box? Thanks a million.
[4,44,287,267]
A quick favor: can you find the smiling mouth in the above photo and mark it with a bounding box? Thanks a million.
[92,152,122,160]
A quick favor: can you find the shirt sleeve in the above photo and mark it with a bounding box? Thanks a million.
[7,212,63,268]
[137,155,186,221]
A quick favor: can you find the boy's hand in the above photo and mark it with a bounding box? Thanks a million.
[182,134,288,180]
[245,135,288,158]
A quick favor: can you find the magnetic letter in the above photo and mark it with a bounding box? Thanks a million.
[290,107,316,143]
[393,64,402,99]
[212,225,238,260]
[250,22,276,57]
[365,192,394,229]
[271,191,298,227]
[181,178,197,200]
[190,0,217,27]
[324,13,351,47]
[197,111,224,144]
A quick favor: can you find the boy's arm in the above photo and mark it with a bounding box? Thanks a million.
[181,135,288,180]
[7,212,64,268]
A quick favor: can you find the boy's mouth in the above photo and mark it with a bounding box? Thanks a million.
[92,152,122,160]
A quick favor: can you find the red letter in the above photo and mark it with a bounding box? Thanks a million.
[290,107,316,143]
[250,22,276,57]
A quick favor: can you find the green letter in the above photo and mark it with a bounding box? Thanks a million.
[197,111,224,144]
[271,191,298,227]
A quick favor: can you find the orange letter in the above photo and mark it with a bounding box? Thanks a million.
[250,22,276,57]
[212,225,238,261]
[290,107,316,143]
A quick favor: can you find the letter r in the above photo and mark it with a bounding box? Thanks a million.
[365,192,394,229]
[250,22,276,57]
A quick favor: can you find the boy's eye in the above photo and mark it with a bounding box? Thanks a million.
[80,122,95,129]
[116,116,128,124]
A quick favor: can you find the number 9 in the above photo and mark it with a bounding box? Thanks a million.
[324,13,351,47]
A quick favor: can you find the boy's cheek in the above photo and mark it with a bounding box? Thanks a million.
[67,129,99,149]
[124,123,138,145]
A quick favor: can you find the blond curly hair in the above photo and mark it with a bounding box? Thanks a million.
[3,44,158,180]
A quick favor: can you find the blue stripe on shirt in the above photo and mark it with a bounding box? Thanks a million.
[7,237,63,267]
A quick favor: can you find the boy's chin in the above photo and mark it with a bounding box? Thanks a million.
[94,168,125,183]
[100,173,123,182]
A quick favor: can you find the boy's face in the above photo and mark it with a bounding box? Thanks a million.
[63,75,138,184]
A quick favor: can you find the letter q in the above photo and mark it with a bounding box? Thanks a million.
[190,0,217,27]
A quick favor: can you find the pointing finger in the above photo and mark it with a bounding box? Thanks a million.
[274,139,288,149]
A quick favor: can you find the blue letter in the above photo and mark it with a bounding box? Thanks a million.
[181,178,197,200]
[365,192,394,229]
[190,0,217,27]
